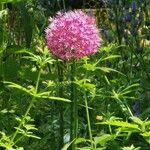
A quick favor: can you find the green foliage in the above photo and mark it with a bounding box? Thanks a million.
[17,2,33,48]
[121,145,140,150]
[0,0,23,3]
[0,0,150,150]
[3,81,70,102]
[61,139,76,150]
[14,116,41,140]
[97,116,150,145]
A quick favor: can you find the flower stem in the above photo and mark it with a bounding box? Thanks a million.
[62,0,66,10]
[84,91,93,149]
[10,68,42,146]
[57,61,64,149]
[70,60,78,150]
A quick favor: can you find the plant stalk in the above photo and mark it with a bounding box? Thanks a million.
[57,61,64,149]
[84,91,93,149]
[10,68,42,146]
[70,60,78,150]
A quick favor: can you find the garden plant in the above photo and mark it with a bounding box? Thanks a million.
[0,0,150,150]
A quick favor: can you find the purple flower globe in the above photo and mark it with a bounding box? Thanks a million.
[45,10,100,61]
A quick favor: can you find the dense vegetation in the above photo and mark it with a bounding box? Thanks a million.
[0,0,150,150]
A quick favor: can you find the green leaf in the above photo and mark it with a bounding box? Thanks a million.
[27,134,41,139]
[61,139,75,150]
[3,81,34,96]
[75,79,96,91]
[75,138,87,144]
[14,127,25,134]
[130,117,143,126]
[111,91,132,117]
[98,55,120,62]
[94,134,114,146]
[0,0,23,3]
[16,147,24,150]
[115,127,140,133]
[77,147,91,150]
[35,95,71,102]
[83,63,97,71]
[24,124,38,131]
[97,121,140,130]
[0,9,8,19]
[97,67,125,76]
[122,145,140,150]
[144,121,150,127]
[120,84,139,95]
[3,81,70,102]
[0,109,8,114]
[141,132,150,137]
[141,132,150,144]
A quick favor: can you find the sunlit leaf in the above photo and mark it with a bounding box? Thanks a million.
[0,0,23,3]
[94,134,114,146]
[61,139,75,150]
[75,138,87,144]
[130,117,143,126]
[97,121,140,130]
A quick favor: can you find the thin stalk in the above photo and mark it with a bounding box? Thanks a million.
[14,135,24,145]
[83,0,86,10]
[84,91,93,149]
[10,68,42,146]
[70,60,78,150]
[128,36,135,83]
[57,61,64,149]
[0,3,4,10]
[1,3,5,81]
[57,0,61,10]
[130,49,133,83]
[83,70,94,149]
[62,0,66,10]
[56,0,65,144]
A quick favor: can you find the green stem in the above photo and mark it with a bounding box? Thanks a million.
[62,0,66,10]
[1,3,5,81]
[57,0,61,10]
[10,68,42,146]
[84,91,93,149]
[70,60,78,150]
[57,61,64,149]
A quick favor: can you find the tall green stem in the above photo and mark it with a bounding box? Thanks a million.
[83,70,94,148]
[1,3,5,81]
[62,0,66,10]
[10,68,42,146]
[84,91,93,149]
[57,61,64,149]
[70,60,78,150]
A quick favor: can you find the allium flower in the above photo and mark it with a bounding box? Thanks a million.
[45,10,100,60]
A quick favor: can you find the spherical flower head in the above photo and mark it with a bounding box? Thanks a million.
[45,10,100,61]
